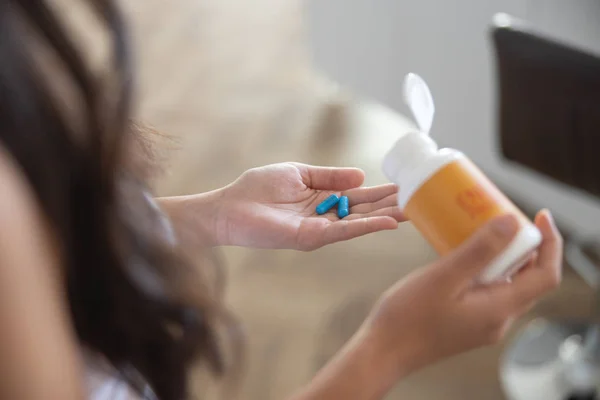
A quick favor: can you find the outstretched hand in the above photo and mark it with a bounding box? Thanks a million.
[214,163,405,250]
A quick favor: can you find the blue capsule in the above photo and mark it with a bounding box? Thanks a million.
[316,194,340,215]
[337,196,349,218]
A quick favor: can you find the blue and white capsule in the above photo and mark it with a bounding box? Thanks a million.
[316,194,340,215]
[337,196,349,218]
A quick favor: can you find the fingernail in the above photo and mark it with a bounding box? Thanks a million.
[491,214,519,237]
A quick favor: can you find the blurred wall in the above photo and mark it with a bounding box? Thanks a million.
[123,0,344,197]
[305,0,600,236]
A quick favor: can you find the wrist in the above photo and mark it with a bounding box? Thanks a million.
[347,327,402,399]
[157,188,226,247]
[356,324,414,385]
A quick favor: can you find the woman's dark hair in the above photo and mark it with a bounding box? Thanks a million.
[0,1,236,399]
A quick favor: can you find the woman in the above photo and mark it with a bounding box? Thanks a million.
[0,0,562,399]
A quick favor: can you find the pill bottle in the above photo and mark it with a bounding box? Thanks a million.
[382,74,542,283]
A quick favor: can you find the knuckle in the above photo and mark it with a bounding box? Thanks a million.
[302,239,321,252]
[533,270,562,295]
[301,243,319,252]
[493,310,511,327]
[297,232,322,252]
[485,223,511,246]
[544,269,562,291]
[472,229,505,260]
[487,327,507,345]
[485,317,511,345]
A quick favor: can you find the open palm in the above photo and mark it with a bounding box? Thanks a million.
[216,163,405,250]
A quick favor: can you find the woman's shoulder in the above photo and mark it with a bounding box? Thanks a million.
[0,144,39,218]
[0,142,58,283]
[0,144,85,397]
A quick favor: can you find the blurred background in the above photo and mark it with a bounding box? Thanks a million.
[114,0,600,398]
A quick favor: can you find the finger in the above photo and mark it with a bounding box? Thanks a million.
[534,210,563,277]
[489,210,563,309]
[293,163,365,191]
[438,214,520,285]
[322,216,398,244]
[345,206,405,222]
[350,193,398,213]
[343,184,399,207]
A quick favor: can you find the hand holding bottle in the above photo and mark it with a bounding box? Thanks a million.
[367,211,562,377]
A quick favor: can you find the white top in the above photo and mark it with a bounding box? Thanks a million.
[85,351,155,400]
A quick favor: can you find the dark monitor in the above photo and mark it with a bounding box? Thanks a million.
[490,14,600,200]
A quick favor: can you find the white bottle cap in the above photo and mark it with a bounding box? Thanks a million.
[382,132,438,185]
[382,132,458,209]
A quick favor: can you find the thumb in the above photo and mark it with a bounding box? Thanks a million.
[438,214,520,286]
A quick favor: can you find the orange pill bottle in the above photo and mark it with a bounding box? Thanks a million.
[383,74,541,283]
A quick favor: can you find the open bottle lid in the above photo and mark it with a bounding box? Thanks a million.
[382,73,438,185]
[403,73,435,134]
